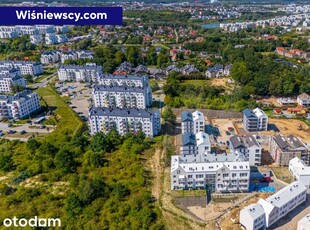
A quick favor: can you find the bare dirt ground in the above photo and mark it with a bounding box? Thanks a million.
[147,146,207,230]
[257,97,283,107]
[210,78,230,87]
[220,193,270,230]
[264,118,310,142]
[210,118,241,144]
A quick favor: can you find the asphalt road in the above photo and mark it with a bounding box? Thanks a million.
[0,123,54,134]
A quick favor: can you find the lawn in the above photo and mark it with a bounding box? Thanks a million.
[171,189,206,197]
[180,80,208,87]
[212,196,239,203]
[35,86,84,138]
[271,167,293,184]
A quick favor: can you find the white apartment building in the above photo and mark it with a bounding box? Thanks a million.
[89,107,161,138]
[180,132,211,158]
[243,108,268,132]
[0,74,26,93]
[35,25,55,34]
[0,61,43,76]
[297,214,310,230]
[289,157,310,188]
[58,65,103,82]
[18,26,39,35]
[297,93,310,106]
[240,181,307,230]
[55,26,69,33]
[230,135,262,166]
[30,35,43,44]
[0,26,18,39]
[93,85,152,109]
[239,203,266,230]
[45,33,68,45]
[76,50,94,59]
[61,51,78,63]
[98,74,149,88]
[40,50,61,64]
[181,110,205,134]
[61,50,94,63]
[0,90,41,119]
[171,155,250,192]
[0,68,21,77]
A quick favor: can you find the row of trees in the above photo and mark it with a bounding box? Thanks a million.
[229,48,310,96]
[163,72,257,110]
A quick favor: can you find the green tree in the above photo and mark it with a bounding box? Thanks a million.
[54,148,76,174]
[162,107,176,123]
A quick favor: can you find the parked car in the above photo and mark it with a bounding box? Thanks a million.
[20,130,26,135]
[7,123,12,127]
[7,130,16,134]
[259,177,272,183]
[40,125,46,129]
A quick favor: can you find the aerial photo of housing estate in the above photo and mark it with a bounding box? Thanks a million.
[0,0,310,229]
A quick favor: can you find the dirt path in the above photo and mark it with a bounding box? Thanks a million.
[147,147,207,230]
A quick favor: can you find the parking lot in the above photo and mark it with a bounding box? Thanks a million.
[56,82,92,121]
[0,122,54,141]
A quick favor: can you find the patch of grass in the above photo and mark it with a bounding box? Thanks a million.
[271,167,293,184]
[35,86,84,141]
[171,189,206,197]
[180,80,208,87]
[212,196,239,203]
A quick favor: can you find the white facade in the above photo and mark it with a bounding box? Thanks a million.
[193,111,205,134]
[89,107,161,138]
[240,181,307,230]
[180,132,211,158]
[61,51,78,63]
[93,85,152,109]
[297,93,310,106]
[0,74,26,93]
[253,108,268,131]
[171,155,250,192]
[239,203,266,230]
[61,50,94,63]
[0,61,43,76]
[196,132,211,156]
[181,110,205,134]
[30,35,43,44]
[58,65,103,82]
[0,91,41,119]
[297,214,310,230]
[35,25,55,34]
[98,74,149,88]
[243,108,268,132]
[45,33,68,45]
[230,135,262,166]
[40,50,61,64]
[289,157,310,188]
[0,26,19,39]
